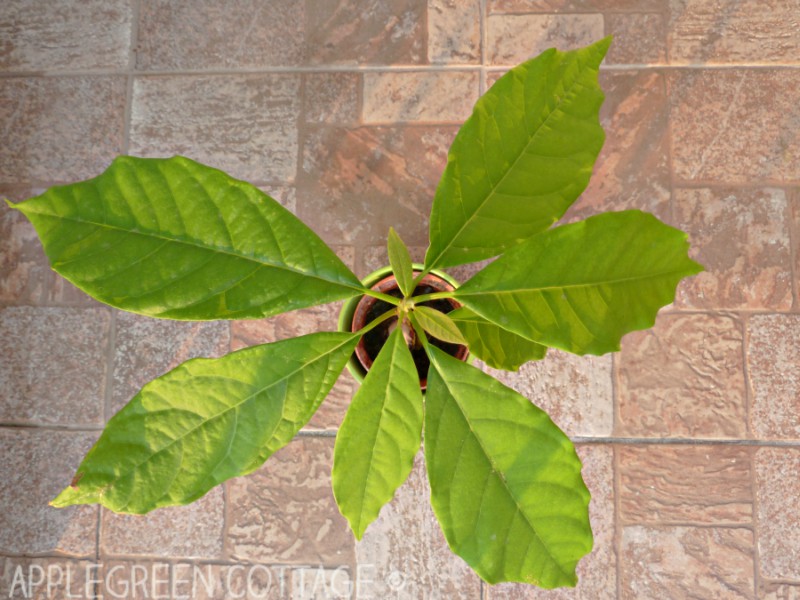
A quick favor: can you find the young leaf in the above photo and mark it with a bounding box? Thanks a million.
[387,227,415,298]
[10,156,365,320]
[51,332,359,514]
[412,305,467,345]
[425,346,592,587]
[425,37,611,270]
[449,306,546,371]
[332,327,423,539]
[455,210,704,356]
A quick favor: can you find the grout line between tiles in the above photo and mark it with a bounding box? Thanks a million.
[750,445,762,598]
[574,436,800,447]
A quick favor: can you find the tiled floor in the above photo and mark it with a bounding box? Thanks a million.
[1,2,799,599]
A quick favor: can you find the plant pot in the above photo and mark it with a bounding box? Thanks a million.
[338,264,469,389]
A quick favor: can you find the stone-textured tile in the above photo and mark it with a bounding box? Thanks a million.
[260,185,296,214]
[303,73,360,125]
[619,445,752,525]
[427,0,481,64]
[620,526,755,599]
[363,71,479,123]
[604,13,667,64]
[669,70,800,183]
[0,77,126,181]
[361,244,426,276]
[0,0,132,71]
[170,562,295,599]
[226,437,354,565]
[488,350,613,438]
[0,307,109,426]
[136,0,304,69]
[355,452,482,599]
[761,582,800,600]
[0,189,47,304]
[0,557,94,599]
[675,188,792,310]
[111,312,230,415]
[794,191,800,308]
[668,0,800,65]
[101,486,224,558]
[617,314,747,438]
[306,0,426,65]
[130,75,300,182]
[748,315,800,440]
[488,0,665,11]
[755,448,800,579]
[293,567,354,599]
[487,14,605,65]
[101,561,171,599]
[297,125,455,246]
[487,445,616,600]
[0,429,98,556]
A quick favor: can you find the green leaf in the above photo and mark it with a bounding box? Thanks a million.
[455,210,704,356]
[449,306,546,371]
[10,156,364,320]
[51,332,358,514]
[412,306,467,345]
[387,227,415,298]
[425,346,592,587]
[332,327,423,539]
[425,37,611,270]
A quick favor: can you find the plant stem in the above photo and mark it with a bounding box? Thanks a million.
[407,312,431,352]
[360,287,401,305]
[354,307,398,336]
[411,291,455,304]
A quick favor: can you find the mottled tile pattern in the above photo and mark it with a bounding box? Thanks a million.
[604,13,667,64]
[428,0,482,64]
[761,582,800,600]
[755,448,800,579]
[0,557,95,599]
[303,73,360,125]
[0,193,48,304]
[488,0,665,11]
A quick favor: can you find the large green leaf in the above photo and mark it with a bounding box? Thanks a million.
[449,306,546,371]
[10,156,364,320]
[51,332,358,514]
[332,327,423,539]
[425,346,592,586]
[425,38,610,270]
[412,306,467,345]
[387,227,415,298]
[455,211,704,356]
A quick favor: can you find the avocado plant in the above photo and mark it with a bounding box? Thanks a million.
[8,38,701,588]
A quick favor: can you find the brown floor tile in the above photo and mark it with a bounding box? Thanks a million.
[129,75,301,183]
[619,445,752,525]
[617,314,747,439]
[760,582,800,600]
[136,0,305,70]
[0,557,96,599]
[0,0,133,72]
[303,73,360,126]
[755,448,800,580]
[101,560,171,599]
[488,0,665,11]
[0,307,110,426]
[428,0,481,64]
[0,77,126,182]
[675,187,792,310]
[0,428,98,556]
[620,525,755,599]
[747,315,800,440]
[1,190,48,304]
[604,13,667,64]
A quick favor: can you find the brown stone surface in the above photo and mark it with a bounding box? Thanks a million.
[0,77,126,181]
[303,73,360,125]
[747,315,800,440]
[428,0,482,64]
[0,0,132,71]
[620,526,755,599]
[675,187,792,310]
[619,445,752,525]
[0,557,95,599]
[0,307,110,426]
[488,0,664,11]
[761,582,800,600]
[136,0,305,69]
[755,447,800,579]
[0,191,48,304]
[0,429,98,556]
[617,314,747,438]
[101,561,171,599]
[226,437,354,566]
[669,70,800,183]
[604,13,667,64]
[130,75,300,183]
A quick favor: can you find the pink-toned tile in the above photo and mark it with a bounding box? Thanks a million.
[604,13,667,64]
[0,428,98,556]
[747,315,800,440]
[260,185,296,214]
[306,0,426,65]
[136,0,304,69]
[427,0,481,64]
[361,244,426,277]
[101,561,171,599]
[303,73,360,125]
[1,189,48,304]
[619,445,752,525]
[755,447,800,580]
[675,187,792,310]
[130,75,301,183]
[0,0,133,71]
[487,14,605,65]
[292,567,354,599]
[0,307,109,426]
[620,526,755,599]
[0,77,126,181]
[363,71,479,123]
[0,557,95,599]
[617,314,747,438]
[487,445,616,600]
[488,0,664,11]
[169,562,297,600]
[226,437,354,566]
[761,582,800,600]
[669,70,800,183]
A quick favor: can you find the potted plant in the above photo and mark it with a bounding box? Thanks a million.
[7,37,701,589]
